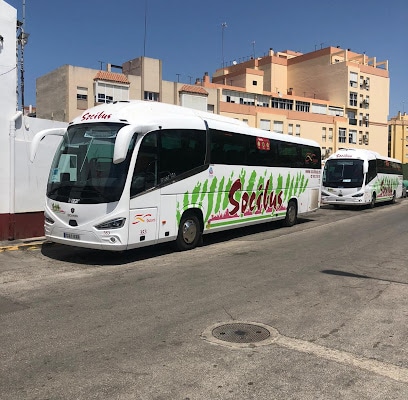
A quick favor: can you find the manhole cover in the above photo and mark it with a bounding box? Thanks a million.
[212,322,271,343]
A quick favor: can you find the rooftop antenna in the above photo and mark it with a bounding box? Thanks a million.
[143,0,147,56]
[251,41,256,58]
[221,22,227,68]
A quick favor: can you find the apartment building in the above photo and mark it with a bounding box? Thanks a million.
[36,46,390,158]
[388,112,408,164]
[36,57,219,122]
[201,47,389,158]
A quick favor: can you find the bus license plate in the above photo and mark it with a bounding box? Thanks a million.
[64,232,80,240]
[336,199,345,202]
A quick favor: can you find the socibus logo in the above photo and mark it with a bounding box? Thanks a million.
[132,213,156,224]
[81,111,112,121]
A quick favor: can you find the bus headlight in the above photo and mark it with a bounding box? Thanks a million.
[44,212,55,224]
[352,193,364,197]
[95,217,126,230]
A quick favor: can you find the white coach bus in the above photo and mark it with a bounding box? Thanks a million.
[30,101,321,251]
[321,148,402,208]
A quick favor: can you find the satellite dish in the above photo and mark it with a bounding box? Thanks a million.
[232,60,237,65]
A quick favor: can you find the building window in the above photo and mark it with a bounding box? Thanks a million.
[256,95,270,107]
[97,93,113,103]
[321,147,326,159]
[349,92,357,107]
[288,124,293,135]
[322,127,326,142]
[363,133,369,145]
[339,128,346,143]
[144,91,159,101]
[364,114,369,127]
[349,71,358,88]
[311,103,327,114]
[95,82,129,104]
[273,120,283,134]
[272,97,293,110]
[76,86,88,110]
[328,106,344,117]
[348,129,357,144]
[295,124,301,136]
[253,80,257,86]
[260,119,271,131]
[295,101,310,112]
[328,128,333,142]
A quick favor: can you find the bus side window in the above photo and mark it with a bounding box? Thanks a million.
[366,159,376,183]
[131,133,158,196]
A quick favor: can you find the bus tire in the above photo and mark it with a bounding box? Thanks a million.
[176,212,202,251]
[283,200,297,227]
[369,193,376,208]
[392,191,396,204]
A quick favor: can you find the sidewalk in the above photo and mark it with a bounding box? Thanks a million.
[0,236,47,252]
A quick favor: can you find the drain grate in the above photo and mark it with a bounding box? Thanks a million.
[212,322,271,343]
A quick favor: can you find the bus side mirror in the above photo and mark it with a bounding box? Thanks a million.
[114,124,158,164]
[363,160,368,174]
[113,125,139,164]
[30,128,66,162]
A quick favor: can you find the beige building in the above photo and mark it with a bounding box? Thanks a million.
[36,46,390,159]
[200,47,389,158]
[388,112,408,164]
[36,57,219,122]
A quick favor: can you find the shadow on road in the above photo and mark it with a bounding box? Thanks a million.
[321,269,408,285]
[40,217,314,266]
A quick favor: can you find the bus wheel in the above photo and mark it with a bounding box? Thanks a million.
[392,191,396,204]
[176,213,202,251]
[283,200,297,227]
[369,193,376,208]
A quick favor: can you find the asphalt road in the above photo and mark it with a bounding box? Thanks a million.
[1,201,408,400]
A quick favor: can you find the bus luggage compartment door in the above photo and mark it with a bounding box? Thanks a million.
[128,208,158,246]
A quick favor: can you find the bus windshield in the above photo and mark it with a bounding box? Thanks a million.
[323,159,364,188]
[47,122,135,204]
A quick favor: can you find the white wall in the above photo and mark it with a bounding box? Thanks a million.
[0,1,67,217]
[14,116,66,212]
[0,1,18,214]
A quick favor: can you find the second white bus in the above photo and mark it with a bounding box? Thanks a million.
[31,100,322,251]
[321,148,403,208]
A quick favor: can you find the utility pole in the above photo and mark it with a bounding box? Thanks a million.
[17,0,29,112]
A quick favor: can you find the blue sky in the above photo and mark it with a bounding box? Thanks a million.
[7,0,408,118]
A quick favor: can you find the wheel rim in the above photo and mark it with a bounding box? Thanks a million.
[288,204,296,224]
[182,219,197,244]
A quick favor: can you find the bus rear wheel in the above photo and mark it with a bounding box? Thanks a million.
[283,200,297,227]
[176,213,202,251]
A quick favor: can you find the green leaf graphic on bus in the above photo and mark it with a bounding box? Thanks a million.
[373,176,400,198]
[177,169,309,228]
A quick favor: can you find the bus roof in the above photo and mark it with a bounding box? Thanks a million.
[327,148,401,164]
[70,100,320,148]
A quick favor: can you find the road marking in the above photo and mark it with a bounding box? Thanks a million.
[275,334,408,384]
[203,322,408,384]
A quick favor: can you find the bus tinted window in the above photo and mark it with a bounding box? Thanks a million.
[210,129,321,169]
[131,129,206,196]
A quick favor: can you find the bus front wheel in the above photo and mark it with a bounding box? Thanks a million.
[283,200,297,227]
[176,213,202,251]
[369,193,376,208]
